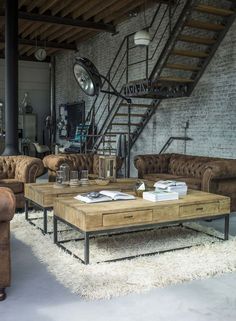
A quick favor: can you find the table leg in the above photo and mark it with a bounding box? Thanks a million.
[25,199,29,220]
[84,232,90,265]
[53,216,58,244]
[224,214,229,240]
[43,209,47,234]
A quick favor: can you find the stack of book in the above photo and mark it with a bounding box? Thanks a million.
[154,180,188,196]
[143,190,179,202]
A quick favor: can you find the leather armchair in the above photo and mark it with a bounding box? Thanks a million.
[0,187,15,301]
[0,156,44,208]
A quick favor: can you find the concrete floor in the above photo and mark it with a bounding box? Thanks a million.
[1,214,236,321]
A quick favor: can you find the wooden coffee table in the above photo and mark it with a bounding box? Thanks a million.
[53,190,230,264]
[24,178,140,233]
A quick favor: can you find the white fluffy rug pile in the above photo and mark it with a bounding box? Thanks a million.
[11,212,236,300]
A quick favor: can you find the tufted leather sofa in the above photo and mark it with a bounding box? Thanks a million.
[43,153,123,182]
[0,156,44,208]
[134,153,236,212]
[0,187,15,301]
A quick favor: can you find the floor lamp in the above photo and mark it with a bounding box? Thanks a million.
[73,57,132,177]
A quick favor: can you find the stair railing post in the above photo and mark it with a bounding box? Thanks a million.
[127,102,131,178]
[146,45,149,79]
[126,36,129,84]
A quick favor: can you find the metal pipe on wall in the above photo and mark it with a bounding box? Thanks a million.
[2,0,20,155]
[49,55,56,145]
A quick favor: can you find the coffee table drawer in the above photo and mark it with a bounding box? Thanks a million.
[103,209,152,227]
[180,202,219,218]
[153,205,179,222]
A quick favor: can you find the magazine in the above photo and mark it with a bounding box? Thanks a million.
[74,190,136,203]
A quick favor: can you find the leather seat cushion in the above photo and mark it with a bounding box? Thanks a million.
[0,179,24,194]
[175,177,201,190]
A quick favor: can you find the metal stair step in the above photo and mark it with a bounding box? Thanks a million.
[116,113,146,117]
[120,103,154,108]
[185,19,225,31]
[194,4,235,16]
[112,122,141,126]
[159,76,194,83]
[178,34,216,45]
[97,148,117,151]
[171,49,209,58]
[165,63,201,71]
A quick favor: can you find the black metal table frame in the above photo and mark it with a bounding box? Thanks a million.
[25,198,51,234]
[53,213,230,265]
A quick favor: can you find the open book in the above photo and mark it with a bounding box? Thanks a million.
[74,190,136,203]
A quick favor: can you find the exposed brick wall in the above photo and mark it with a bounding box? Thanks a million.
[55,2,236,176]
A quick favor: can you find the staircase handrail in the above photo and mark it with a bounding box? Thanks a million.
[149,0,194,80]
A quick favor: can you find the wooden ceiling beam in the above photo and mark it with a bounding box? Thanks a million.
[27,0,47,12]
[38,24,62,39]
[94,0,137,22]
[39,0,59,14]
[51,0,75,16]
[82,0,118,21]
[21,21,42,38]
[65,30,91,44]
[74,31,98,44]
[0,37,76,50]
[26,47,37,56]
[61,0,88,18]
[36,24,54,39]
[19,45,32,55]
[19,20,32,35]
[47,26,74,41]
[72,0,103,19]
[57,28,84,43]
[18,0,28,8]
[105,0,145,24]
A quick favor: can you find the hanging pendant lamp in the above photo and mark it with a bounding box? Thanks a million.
[134,30,151,46]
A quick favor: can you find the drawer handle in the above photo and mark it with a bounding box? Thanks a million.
[124,215,133,219]
[196,207,204,211]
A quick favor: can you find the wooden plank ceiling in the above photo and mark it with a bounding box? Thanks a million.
[0,0,170,61]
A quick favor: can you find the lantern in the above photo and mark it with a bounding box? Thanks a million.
[98,155,116,182]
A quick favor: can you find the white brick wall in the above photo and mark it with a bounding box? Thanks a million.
[55,2,236,176]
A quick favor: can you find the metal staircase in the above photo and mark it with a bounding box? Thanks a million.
[81,0,236,160]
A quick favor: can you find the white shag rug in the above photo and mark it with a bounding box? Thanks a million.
[11,211,236,300]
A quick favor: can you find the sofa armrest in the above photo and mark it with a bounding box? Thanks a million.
[202,160,236,192]
[15,157,44,183]
[43,154,73,172]
[0,188,15,222]
[134,154,171,178]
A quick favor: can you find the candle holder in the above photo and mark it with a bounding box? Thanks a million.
[98,155,116,182]
[59,163,70,185]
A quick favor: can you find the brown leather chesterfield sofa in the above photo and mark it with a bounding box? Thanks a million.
[134,153,236,212]
[0,187,15,301]
[43,153,123,182]
[0,156,44,208]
